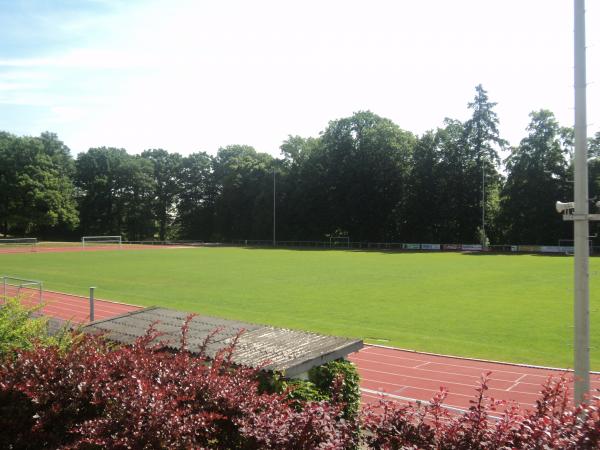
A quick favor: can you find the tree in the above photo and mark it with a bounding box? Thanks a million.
[463,85,506,244]
[212,145,275,240]
[75,148,155,240]
[499,110,571,244]
[403,131,443,242]
[141,149,183,240]
[428,119,470,243]
[177,152,215,240]
[589,131,600,159]
[0,133,78,237]
[299,111,416,241]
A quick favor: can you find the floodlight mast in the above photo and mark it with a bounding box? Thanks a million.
[573,0,589,406]
[482,166,486,248]
[273,168,276,247]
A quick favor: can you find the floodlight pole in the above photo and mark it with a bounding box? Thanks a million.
[573,0,590,406]
[273,168,276,247]
[482,165,486,249]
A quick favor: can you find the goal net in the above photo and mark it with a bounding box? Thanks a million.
[1,276,43,306]
[82,236,122,248]
[558,239,593,255]
[329,236,350,248]
[0,238,37,252]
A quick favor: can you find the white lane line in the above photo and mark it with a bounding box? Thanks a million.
[359,387,505,420]
[414,361,431,369]
[359,368,541,397]
[354,356,523,384]
[356,349,573,378]
[506,374,528,392]
[352,358,560,392]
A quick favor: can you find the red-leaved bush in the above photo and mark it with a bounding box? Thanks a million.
[362,372,600,449]
[0,318,358,449]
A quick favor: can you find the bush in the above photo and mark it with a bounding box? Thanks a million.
[264,359,361,419]
[309,359,361,419]
[361,372,600,450]
[0,298,75,359]
[0,317,359,449]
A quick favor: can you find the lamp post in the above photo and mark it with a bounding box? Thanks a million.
[573,0,589,405]
[482,164,486,249]
[555,1,592,405]
[273,168,276,247]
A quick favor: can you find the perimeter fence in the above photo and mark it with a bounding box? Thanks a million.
[2,239,594,255]
[227,240,600,255]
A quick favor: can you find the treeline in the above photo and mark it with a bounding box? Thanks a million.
[2,85,600,245]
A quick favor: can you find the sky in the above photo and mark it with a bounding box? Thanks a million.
[0,0,599,159]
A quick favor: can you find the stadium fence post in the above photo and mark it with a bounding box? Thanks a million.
[89,286,95,322]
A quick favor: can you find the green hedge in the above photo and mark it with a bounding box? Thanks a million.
[0,298,75,359]
[262,358,361,419]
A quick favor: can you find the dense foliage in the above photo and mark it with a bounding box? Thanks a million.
[362,374,600,450]
[266,359,361,420]
[0,320,359,449]
[2,85,599,244]
[0,298,74,359]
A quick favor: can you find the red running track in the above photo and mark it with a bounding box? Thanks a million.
[8,288,141,323]
[349,345,600,412]
[0,244,189,255]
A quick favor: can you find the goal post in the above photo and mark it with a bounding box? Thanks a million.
[558,239,592,255]
[329,236,350,248]
[81,235,122,248]
[0,238,37,252]
[1,275,43,304]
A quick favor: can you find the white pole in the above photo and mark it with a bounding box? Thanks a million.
[89,286,96,322]
[573,0,589,406]
[273,168,276,247]
[482,165,486,248]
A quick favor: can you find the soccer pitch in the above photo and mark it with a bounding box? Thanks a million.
[0,247,598,370]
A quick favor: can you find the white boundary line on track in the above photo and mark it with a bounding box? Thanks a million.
[360,374,538,400]
[360,387,503,421]
[352,354,600,387]
[43,289,143,309]
[364,343,600,375]
[356,358,549,394]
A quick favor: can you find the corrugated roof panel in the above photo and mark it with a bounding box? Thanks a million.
[83,307,363,377]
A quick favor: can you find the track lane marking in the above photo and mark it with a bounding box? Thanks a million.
[352,356,539,384]
[506,374,528,392]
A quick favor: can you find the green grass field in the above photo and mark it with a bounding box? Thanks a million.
[1,247,598,369]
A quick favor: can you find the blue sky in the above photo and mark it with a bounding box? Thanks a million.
[1,0,599,158]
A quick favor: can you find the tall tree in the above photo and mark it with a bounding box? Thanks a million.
[141,149,182,240]
[0,132,78,237]
[212,145,275,240]
[463,85,506,244]
[589,131,600,159]
[177,152,215,239]
[430,119,471,242]
[499,110,571,244]
[301,111,415,241]
[76,148,155,240]
[403,131,442,242]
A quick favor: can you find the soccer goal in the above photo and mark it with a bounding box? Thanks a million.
[0,237,37,252]
[558,239,592,255]
[1,276,43,304]
[82,235,122,248]
[329,236,350,248]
